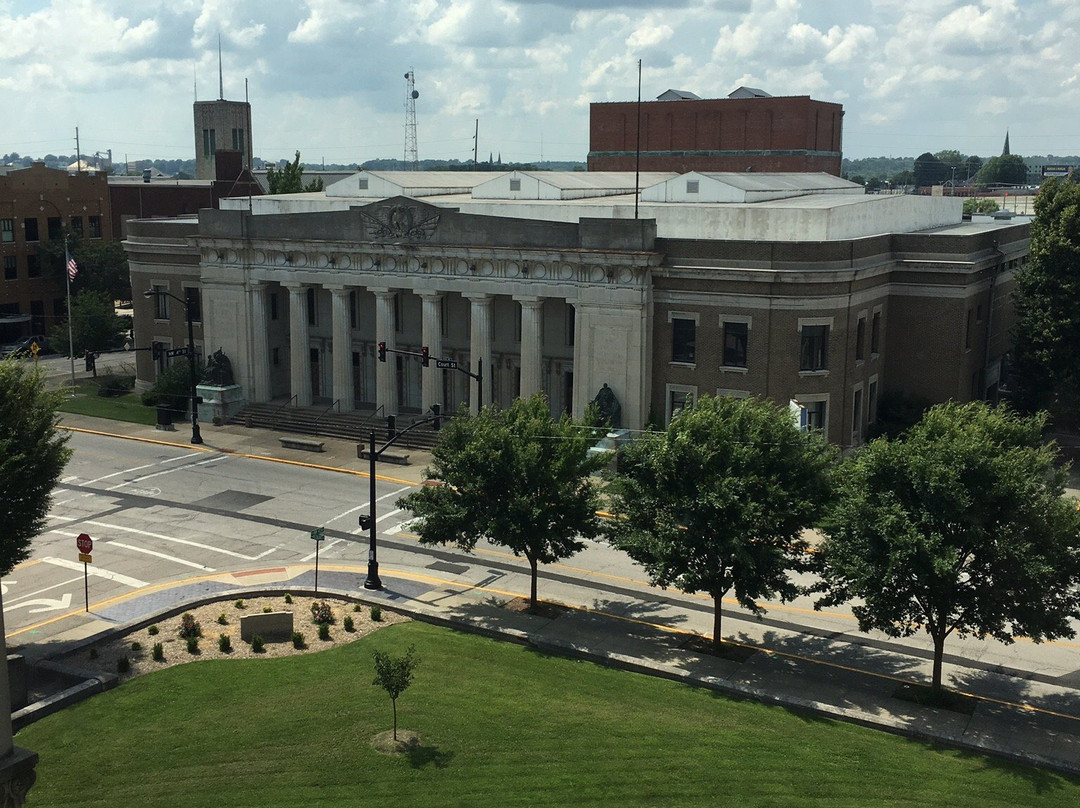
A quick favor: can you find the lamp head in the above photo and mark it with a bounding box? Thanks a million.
[143,289,155,299]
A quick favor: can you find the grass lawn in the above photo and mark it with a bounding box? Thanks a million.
[16,622,1079,808]
[55,380,157,426]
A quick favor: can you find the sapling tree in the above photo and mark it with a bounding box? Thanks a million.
[372,645,420,741]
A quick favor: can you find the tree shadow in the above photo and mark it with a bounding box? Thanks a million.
[949,667,1080,724]
[407,744,454,769]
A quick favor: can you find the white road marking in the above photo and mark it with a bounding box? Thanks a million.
[85,463,157,486]
[4,575,82,604]
[5,594,72,614]
[161,452,207,463]
[376,508,403,524]
[41,556,149,588]
[108,542,215,572]
[105,455,226,491]
[81,521,276,561]
[377,487,408,504]
[302,539,343,562]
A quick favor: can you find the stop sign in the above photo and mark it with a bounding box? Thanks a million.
[76,533,93,554]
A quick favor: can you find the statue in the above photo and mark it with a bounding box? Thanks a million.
[592,383,622,429]
[204,348,235,387]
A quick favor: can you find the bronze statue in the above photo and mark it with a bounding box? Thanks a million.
[592,383,622,429]
[204,348,235,386]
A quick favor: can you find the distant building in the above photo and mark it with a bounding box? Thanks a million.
[194,99,253,180]
[588,88,844,175]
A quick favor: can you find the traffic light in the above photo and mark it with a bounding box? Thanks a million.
[358,514,374,531]
[378,341,386,362]
[421,346,430,367]
[151,341,162,360]
[431,403,441,431]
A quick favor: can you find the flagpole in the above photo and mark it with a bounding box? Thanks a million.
[65,241,75,397]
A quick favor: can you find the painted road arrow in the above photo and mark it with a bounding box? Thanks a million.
[4,594,73,614]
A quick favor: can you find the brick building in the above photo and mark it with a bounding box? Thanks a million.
[588,88,844,176]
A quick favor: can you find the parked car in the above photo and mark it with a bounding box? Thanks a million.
[1,335,50,358]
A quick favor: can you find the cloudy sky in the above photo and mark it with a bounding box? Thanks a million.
[1,0,1077,166]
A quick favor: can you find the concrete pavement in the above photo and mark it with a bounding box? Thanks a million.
[18,408,1080,778]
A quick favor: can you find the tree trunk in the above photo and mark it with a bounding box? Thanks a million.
[931,631,946,695]
[529,555,538,610]
[712,594,723,651]
[392,697,398,740]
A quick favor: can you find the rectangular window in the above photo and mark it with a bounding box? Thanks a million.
[88,215,101,239]
[24,218,39,242]
[871,311,881,354]
[509,178,521,191]
[358,178,369,190]
[306,287,316,326]
[0,218,13,242]
[853,388,863,441]
[800,325,829,371]
[47,217,62,241]
[686,180,699,194]
[203,128,216,156]
[3,255,16,280]
[231,128,244,151]
[856,316,866,361]
[868,380,878,424]
[270,292,279,320]
[672,318,696,363]
[153,284,169,319]
[185,286,202,323]
[26,254,41,278]
[796,400,827,432]
[722,321,748,367]
[70,216,83,237]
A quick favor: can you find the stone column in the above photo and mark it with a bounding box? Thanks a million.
[516,296,544,398]
[285,283,312,407]
[372,288,397,416]
[419,291,444,413]
[249,283,271,403]
[466,293,493,411]
[329,286,354,411]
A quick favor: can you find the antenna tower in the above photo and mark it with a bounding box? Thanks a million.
[404,68,419,171]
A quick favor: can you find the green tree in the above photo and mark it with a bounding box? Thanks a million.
[371,645,420,741]
[605,395,835,650]
[962,197,1000,214]
[963,155,983,183]
[48,290,127,357]
[397,394,607,609]
[816,402,1080,695]
[142,358,205,416]
[40,238,131,302]
[266,150,306,194]
[0,360,73,575]
[304,176,324,192]
[1010,176,1080,417]
[976,154,1029,187]
[914,152,948,187]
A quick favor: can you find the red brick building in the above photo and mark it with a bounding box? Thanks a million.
[588,89,844,175]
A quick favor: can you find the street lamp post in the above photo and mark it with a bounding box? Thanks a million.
[143,288,202,445]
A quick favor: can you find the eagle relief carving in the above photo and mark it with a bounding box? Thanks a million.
[359,204,440,241]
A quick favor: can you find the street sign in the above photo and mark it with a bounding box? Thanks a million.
[165,347,190,358]
[78,553,92,564]
[436,359,458,370]
[30,341,40,358]
[76,533,93,554]
[310,527,325,542]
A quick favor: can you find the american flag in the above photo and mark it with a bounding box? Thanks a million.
[66,254,78,281]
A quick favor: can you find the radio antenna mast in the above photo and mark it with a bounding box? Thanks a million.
[404,68,419,170]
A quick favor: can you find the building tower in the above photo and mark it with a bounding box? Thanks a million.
[404,69,419,171]
[193,39,253,180]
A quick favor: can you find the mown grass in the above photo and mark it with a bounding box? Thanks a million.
[55,380,157,426]
[16,622,1078,808]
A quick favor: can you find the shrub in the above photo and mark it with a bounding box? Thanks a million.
[186,636,199,654]
[251,635,265,653]
[152,643,164,662]
[318,622,331,641]
[310,600,333,625]
[234,599,245,609]
[343,615,355,632]
[370,604,382,622]
[179,613,202,639]
[96,373,135,398]
[284,593,293,604]
[292,631,306,649]
[263,605,273,613]
[218,634,232,653]
[353,603,363,612]
[148,624,159,636]
[117,656,130,674]
[131,641,142,652]
[88,648,98,660]
[217,613,228,625]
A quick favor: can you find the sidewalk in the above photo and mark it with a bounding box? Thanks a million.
[38,412,1080,778]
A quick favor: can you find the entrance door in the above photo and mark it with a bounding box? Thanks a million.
[310,347,320,400]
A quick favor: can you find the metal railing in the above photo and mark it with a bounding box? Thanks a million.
[312,399,341,436]
[270,395,298,430]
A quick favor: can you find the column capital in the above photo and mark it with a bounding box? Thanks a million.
[323,284,353,294]
[368,286,397,297]
[514,295,545,306]
[416,290,445,301]
[465,292,494,303]
[281,281,307,291]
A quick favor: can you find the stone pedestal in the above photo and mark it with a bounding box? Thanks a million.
[197,384,246,426]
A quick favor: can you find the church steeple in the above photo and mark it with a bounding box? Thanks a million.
[1002,130,1010,156]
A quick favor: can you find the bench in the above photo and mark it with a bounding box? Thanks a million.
[358,447,410,466]
[279,437,325,452]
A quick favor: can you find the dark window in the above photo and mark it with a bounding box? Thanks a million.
[24,218,39,242]
[510,178,521,191]
[805,400,826,431]
[856,317,866,360]
[231,128,244,151]
[672,318,696,363]
[185,287,202,323]
[870,312,880,354]
[26,254,41,278]
[203,128,216,156]
[88,216,101,239]
[47,217,62,241]
[153,285,169,319]
[70,216,83,237]
[306,287,316,325]
[800,325,829,371]
[3,256,16,280]
[868,381,878,424]
[722,321,748,367]
[0,218,13,242]
[853,388,863,437]
[270,292,279,320]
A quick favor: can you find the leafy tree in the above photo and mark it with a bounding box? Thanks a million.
[0,360,72,575]
[962,198,1000,215]
[372,645,420,741]
[266,150,307,194]
[1009,176,1080,417]
[397,394,607,609]
[888,169,914,188]
[40,237,131,302]
[816,402,1080,695]
[142,357,205,416]
[605,395,835,650]
[976,154,1029,187]
[963,155,983,183]
[304,176,324,192]
[48,290,128,357]
[914,152,948,187]
[933,149,963,170]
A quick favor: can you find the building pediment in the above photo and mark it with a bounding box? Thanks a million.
[354,197,444,242]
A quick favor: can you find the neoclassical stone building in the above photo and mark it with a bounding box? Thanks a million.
[127,171,1028,448]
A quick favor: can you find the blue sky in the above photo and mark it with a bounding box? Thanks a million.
[1,0,1077,165]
